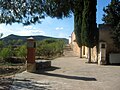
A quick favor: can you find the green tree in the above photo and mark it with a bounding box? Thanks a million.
[0,41,4,50]
[0,46,12,62]
[7,40,16,46]
[16,45,27,59]
[36,39,65,59]
[16,39,23,45]
[0,0,44,25]
[103,0,120,49]
[74,0,84,58]
[81,0,97,62]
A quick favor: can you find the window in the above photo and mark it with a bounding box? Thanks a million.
[101,44,105,48]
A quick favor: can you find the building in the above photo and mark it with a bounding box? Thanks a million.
[70,24,120,64]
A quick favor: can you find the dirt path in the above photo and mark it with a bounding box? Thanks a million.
[9,46,120,90]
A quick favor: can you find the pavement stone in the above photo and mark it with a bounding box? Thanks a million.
[10,49,120,90]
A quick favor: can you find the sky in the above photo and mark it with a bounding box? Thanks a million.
[0,0,111,39]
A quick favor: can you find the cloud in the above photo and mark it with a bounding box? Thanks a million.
[23,26,33,30]
[11,29,46,36]
[17,30,45,36]
[0,24,46,37]
[0,25,14,37]
[55,27,63,30]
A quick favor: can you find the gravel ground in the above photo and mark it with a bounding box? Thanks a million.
[10,49,120,90]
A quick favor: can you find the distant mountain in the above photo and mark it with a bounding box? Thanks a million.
[1,34,68,44]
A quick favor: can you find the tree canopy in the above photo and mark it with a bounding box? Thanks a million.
[103,0,120,26]
[103,0,120,49]
[74,0,84,47]
[0,0,45,25]
[81,0,97,48]
[0,0,74,25]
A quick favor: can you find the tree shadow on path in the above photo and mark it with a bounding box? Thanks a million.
[35,66,97,81]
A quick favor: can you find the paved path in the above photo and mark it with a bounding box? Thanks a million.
[11,49,120,90]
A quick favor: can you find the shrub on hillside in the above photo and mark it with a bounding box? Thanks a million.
[36,39,65,59]
[0,44,27,63]
[15,45,27,59]
[0,46,12,63]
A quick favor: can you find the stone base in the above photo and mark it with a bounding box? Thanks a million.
[27,63,36,72]
[36,60,51,70]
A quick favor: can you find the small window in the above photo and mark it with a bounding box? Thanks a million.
[101,44,105,48]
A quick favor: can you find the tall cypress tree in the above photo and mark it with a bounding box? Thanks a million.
[74,0,84,58]
[81,0,97,62]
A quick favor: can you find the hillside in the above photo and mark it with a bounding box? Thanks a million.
[1,34,68,45]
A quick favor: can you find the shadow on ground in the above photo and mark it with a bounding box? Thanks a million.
[11,78,52,90]
[36,72,97,81]
[36,66,61,72]
[35,66,97,81]
[10,65,97,89]
[106,63,120,66]
[0,78,13,90]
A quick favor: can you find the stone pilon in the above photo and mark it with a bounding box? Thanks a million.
[27,37,36,72]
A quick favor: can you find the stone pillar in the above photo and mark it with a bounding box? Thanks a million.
[27,37,36,72]
[98,42,107,65]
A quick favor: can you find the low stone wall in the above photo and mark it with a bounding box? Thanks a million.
[36,60,51,70]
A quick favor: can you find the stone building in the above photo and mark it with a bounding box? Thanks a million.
[70,24,120,64]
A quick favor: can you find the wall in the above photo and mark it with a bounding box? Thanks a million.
[70,24,120,64]
[71,32,80,57]
[98,24,118,53]
[70,32,98,62]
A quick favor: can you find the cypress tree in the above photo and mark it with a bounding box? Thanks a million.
[81,0,97,62]
[74,0,84,58]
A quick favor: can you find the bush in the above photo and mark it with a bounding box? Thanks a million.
[0,46,12,62]
[16,45,27,59]
[36,39,65,59]
[0,44,27,63]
